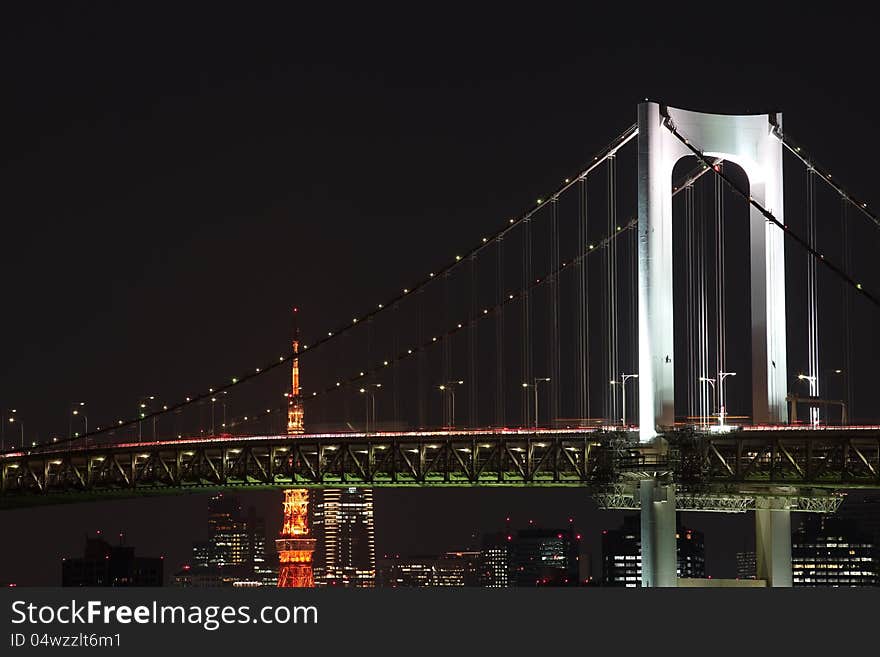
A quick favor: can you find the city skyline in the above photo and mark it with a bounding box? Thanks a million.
[1,5,879,593]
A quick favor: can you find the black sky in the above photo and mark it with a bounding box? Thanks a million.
[1,4,877,583]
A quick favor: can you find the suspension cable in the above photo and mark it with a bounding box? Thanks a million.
[781,133,879,230]
[4,124,652,453]
[31,217,641,453]
[806,167,820,421]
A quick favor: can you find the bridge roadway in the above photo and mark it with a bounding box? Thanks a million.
[1,425,878,509]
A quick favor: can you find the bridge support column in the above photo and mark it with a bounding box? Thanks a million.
[639,479,677,587]
[755,504,792,587]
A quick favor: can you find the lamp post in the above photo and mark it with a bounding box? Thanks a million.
[210,397,218,435]
[7,413,23,449]
[137,396,155,441]
[438,381,464,428]
[619,374,639,428]
[717,372,737,427]
[72,402,87,448]
[522,378,551,431]
[797,374,819,427]
[220,391,228,433]
[698,377,716,428]
[359,383,382,432]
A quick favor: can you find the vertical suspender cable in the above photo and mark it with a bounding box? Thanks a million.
[606,155,619,423]
[496,237,505,426]
[392,304,400,427]
[549,197,561,424]
[715,166,727,411]
[576,176,590,421]
[442,273,451,426]
[686,184,695,420]
[841,198,854,419]
[469,254,478,427]
[806,168,820,424]
[697,183,710,426]
[629,192,638,421]
[522,218,533,426]
[417,289,426,428]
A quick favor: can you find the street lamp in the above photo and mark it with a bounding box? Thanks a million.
[7,413,23,449]
[71,402,88,449]
[210,397,218,435]
[823,368,843,399]
[797,374,819,427]
[359,383,382,432]
[137,396,155,441]
[522,378,551,431]
[700,373,737,428]
[619,374,638,428]
[220,391,228,433]
[698,377,716,428]
[438,381,464,428]
[718,372,737,427]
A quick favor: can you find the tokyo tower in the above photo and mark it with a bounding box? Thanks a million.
[277,307,315,587]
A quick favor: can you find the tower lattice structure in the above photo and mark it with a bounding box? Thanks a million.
[287,307,304,434]
[277,307,314,587]
[276,489,317,587]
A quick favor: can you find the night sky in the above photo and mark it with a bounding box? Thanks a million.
[1,5,877,584]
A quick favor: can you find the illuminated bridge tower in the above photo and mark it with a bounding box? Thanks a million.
[277,307,314,587]
[636,102,790,587]
[276,489,317,587]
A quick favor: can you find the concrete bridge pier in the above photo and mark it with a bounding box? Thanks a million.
[639,478,678,587]
[755,501,793,587]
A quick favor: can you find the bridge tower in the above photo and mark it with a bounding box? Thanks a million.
[638,101,788,441]
[277,306,315,587]
[636,102,791,587]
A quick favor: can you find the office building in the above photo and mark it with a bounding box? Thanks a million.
[836,494,880,546]
[602,515,706,586]
[62,534,163,587]
[511,526,580,587]
[175,494,276,587]
[792,516,878,587]
[377,551,481,587]
[736,551,757,579]
[480,531,512,588]
[312,487,376,587]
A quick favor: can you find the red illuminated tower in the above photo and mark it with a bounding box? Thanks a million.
[276,489,317,587]
[277,307,314,587]
[287,307,304,435]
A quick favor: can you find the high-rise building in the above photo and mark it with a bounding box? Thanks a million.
[836,494,880,546]
[676,526,706,578]
[480,531,512,588]
[174,494,275,587]
[601,515,706,586]
[312,487,376,586]
[792,516,878,587]
[377,552,481,587]
[511,526,580,587]
[736,551,757,580]
[63,534,163,587]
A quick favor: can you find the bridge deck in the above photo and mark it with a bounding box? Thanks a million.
[0,426,878,507]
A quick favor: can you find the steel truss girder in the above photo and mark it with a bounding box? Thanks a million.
[1,428,878,505]
[672,430,880,488]
[0,434,606,499]
[592,483,844,513]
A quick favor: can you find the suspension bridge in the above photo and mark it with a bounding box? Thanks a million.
[2,102,880,587]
